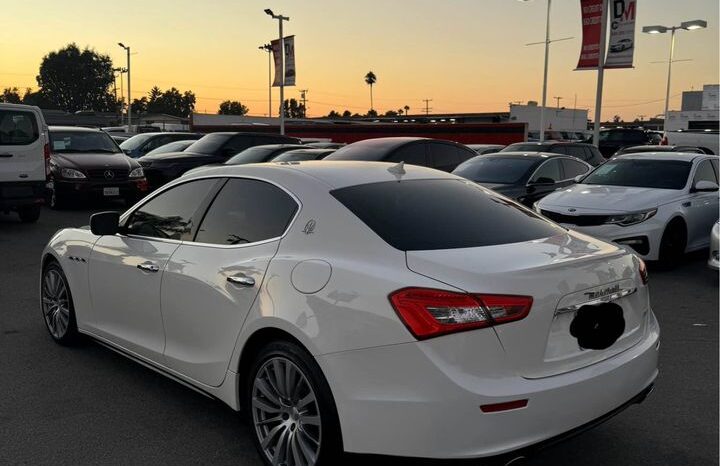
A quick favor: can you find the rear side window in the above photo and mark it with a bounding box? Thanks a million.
[0,110,39,145]
[195,178,298,245]
[566,146,589,161]
[427,143,460,171]
[125,179,218,240]
[388,143,427,166]
[331,179,562,251]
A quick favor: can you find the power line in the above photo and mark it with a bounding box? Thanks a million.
[422,98,432,115]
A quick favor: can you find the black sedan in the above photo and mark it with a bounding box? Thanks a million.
[501,141,606,166]
[47,126,148,208]
[324,137,477,172]
[137,132,301,189]
[452,152,593,206]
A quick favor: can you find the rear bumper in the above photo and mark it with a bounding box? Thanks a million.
[318,310,660,459]
[0,181,45,210]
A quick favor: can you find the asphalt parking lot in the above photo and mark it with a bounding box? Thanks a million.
[0,202,717,466]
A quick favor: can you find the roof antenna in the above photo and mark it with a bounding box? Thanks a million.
[387,160,406,181]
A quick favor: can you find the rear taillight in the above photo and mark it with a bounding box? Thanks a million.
[639,259,649,285]
[389,288,533,340]
[43,142,51,178]
[660,134,668,146]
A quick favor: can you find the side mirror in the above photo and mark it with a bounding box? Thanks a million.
[90,211,120,236]
[693,180,719,192]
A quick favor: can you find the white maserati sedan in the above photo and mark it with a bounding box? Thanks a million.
[40,161,659,465]
[536,153,720,264]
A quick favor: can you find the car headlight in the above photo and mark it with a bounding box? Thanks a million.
[129,167,144,178]
[60,168,86,179]
[605,209,657,227]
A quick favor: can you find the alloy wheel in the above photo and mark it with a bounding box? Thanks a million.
[251,357,322,466]
[41,269,70,339]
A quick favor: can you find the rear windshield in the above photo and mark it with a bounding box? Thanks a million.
[453,157,538,184]
[331,179,562,251]
[226,146,274,164]
[583,159,691,189]
[185,133,233,155]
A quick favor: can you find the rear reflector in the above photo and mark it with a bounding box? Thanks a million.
[480,399,529,413]
[43,143,51,178]
[389,288,533,340]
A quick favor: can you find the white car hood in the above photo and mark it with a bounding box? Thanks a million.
[539,184,683,213]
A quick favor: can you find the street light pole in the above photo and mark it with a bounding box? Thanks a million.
[265,9,290,135]
[642,20,707,130]
[539,0,551,142]
[118,43,131,132]
[259,44,272,118]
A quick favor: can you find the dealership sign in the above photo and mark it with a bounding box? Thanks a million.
[605,0,637,68]
[576,0,604,70]
[271,35,296,87]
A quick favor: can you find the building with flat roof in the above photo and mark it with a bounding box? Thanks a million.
[667,84,719,130]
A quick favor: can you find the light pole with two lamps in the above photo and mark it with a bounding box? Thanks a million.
[258,43,273,118]
[642,20,707,128]
[118,43,131,132]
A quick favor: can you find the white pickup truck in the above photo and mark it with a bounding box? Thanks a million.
[662,130,719,155]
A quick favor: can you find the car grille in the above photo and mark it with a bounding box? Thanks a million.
[86,169,129,181]
[540,209,609,226]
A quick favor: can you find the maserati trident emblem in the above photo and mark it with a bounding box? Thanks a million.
[302,219,316,235]
[104,170,115,180]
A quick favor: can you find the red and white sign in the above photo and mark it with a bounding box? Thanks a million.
[271,36,296,87]
[576,0,605,70]
[605,0,637,69]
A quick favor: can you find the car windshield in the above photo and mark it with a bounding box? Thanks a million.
[226,146,275,164]
[119,133,155,150]
[332,179,562,251]
[145,140,195,156]
[50,131,122,154]
[185,133,233,155]
[453,157,538,184]
[583,159,691,189]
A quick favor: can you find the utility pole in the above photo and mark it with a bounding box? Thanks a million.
[422,98,432,116]
[300,89,308,118]
[118,43,131,132]
[113,67,127,125]
[554,96,563,109]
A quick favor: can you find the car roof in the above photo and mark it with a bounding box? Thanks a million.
[49,126,103,132]
[482,151,571,160]
[183,160,456,189]
[613,152,713,162]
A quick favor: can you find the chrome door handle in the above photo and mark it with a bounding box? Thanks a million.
[227,275,255,286]
[137,263,160,273]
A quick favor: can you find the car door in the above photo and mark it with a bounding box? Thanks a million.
[161,177,299,386]
[685,158,720,249]
[0,106,46,183]
[88,178,220,361]
[525,158,563,204]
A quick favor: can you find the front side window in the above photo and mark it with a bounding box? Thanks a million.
[125,179,218,240]
[50,131,121,154]
[0,110,39,145]
[331,179,562,251]
[529,159,562,183]
[583,159,691,190]
[693,159,718,185]
[195,178,298,245]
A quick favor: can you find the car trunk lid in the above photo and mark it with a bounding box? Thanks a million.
[405,231,649,378]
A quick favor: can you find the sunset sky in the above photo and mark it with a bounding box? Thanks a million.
[1,0,717,120]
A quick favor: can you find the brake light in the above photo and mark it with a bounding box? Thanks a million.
[44,142,51,178]
[660,134,668,146]
[638,259,649,285]
[389,288,533,340]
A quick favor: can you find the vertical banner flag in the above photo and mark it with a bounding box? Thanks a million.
[271,36,296,87]
[605,0,637,68]
[576,0,604,70]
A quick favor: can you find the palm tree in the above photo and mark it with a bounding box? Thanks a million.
[404,105,410,116]
[364,71,377,110]
[397,108,403,116]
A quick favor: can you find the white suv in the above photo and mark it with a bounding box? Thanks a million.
[0,103,49,222]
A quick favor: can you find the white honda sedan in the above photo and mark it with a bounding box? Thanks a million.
[536,153,720,264]
[40,161,659,465]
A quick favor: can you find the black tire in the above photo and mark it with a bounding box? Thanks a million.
[17,205,41,223]
[245,340,343,466]
[40,261,79,345]
[658,220,686,267]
